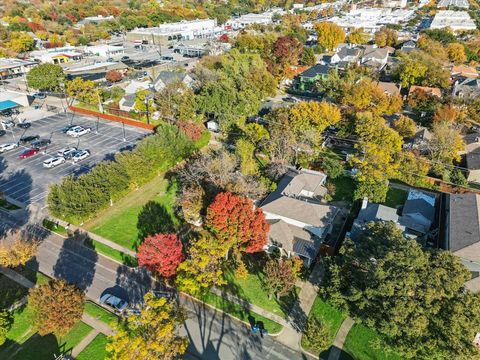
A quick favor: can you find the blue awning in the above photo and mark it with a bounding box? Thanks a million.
[0,100,20,111]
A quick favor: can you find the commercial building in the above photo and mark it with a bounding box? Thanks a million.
[225,10,284,30]
[437,0,469,8]
[0,58,38,78]
[84,45,125,58]
[126,19,220,45]
[29,47,83,64]
[430,11,476,31]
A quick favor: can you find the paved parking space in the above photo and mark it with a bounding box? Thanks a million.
[0,112,151,206]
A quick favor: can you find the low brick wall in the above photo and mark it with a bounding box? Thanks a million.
[69,106,156,131]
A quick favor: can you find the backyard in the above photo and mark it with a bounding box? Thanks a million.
[85,175,180,251]
[382,188,408,209]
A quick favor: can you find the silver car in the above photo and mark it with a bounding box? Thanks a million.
[57,147,77,159]
[0,143,18,153]
[43,156,65,169]
[72,150,90,162]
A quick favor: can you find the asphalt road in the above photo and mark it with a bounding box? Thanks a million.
[0,210,313,360]
[0,112,150,206]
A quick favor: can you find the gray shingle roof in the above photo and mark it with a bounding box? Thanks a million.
[299,64,331,79]
[448,193,480,252]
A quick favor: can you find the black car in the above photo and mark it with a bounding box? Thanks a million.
[61,124,77,133]
[18,135,40,144]
[17,122,31,129]
[30,139,51,148]
[1,109,12,117]
[0,130,6,137]
[121,56,130,61]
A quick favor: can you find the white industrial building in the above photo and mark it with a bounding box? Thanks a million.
[0,58,38,78]
[126,19,220,45]
[225,11,282,30]
[84,45,125,58]
[328,8,415,33]
[430,11,476,31]
[437,0,469,8]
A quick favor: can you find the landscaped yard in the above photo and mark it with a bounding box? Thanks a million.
[201,292,283,334]
[86,175,179,251]
[382,188,408,209]
[330,176,356,202]
[84,238,138,266]
[84,301,118,325]
[76,333,109,360]
[341,323,404,360]
[0,273,30,309]
[301,296,347,354]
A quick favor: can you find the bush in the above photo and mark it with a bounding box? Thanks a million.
[48,124,194,223]
[303,317,330,353]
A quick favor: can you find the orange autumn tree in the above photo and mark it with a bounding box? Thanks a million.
[205,192,269,255]
[138,234,184,278]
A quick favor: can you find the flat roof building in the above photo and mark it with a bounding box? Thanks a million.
[0,58,38,77]
[437,0,469,8]
[225,10,285,30]
[430,10,476,31]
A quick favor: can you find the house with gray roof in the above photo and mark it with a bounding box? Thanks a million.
[261,168,339,265]
[153,71,194,92]
[330,46,362,66]
[443,193,480,291]
[361,45,389,70]
[452,78,480,99]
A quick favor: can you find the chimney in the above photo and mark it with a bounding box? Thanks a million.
[361,197,368,209]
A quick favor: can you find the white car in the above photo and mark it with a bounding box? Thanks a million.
[72,150,90,162]
[43,156,65,169]
[1,120,14,130]
[67,126,91,137]
[0,143,18,153]
[57,147,77,159]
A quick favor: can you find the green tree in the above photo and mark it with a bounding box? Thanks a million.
[346,28,370,45]
[27,63,65,91]
[392,115,416,138]
[314,22,345,51]
[302,317,330,353]
[134,89,156,114]
[264,258,296,300]
[300,46,316,66]
[321,157,344,179]
[0,311,12,346]
[28,279,84,337]
[66,77,98,105]
[235,138,258,175]
[428,122,464,175]
[154,80,199,123]
[106,292,188,359]
[374,27,397,47]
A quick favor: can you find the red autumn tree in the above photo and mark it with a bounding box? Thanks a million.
[205,192,269,254]
[106,70,123,83]
[137,234,184,278]
[273,36,303,70]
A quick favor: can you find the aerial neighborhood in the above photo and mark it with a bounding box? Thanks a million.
[1,0,480,359]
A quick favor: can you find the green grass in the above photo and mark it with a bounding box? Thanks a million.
[59,321,93,351]
[0,274,29,310]
[194,130,211,149]
[87,176,179,251]
[382,188,408,209]
[42,219,68,236]
[201,292,283,334]
[223,268,298,318]
[330,176,356,202]
[3,305,36,344]
[84,239,138,266]
[84,302,118,326]
[0,198,20,210]
[76,333,109,360]
[341,323,404,360]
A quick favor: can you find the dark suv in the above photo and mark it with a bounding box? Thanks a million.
[18,135,40,144]
[30,139,51,148]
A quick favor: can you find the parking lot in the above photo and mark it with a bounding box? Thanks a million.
[0,112,151,206]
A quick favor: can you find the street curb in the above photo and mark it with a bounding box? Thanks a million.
[179,292,284,337]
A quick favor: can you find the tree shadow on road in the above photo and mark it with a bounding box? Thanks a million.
[52,230,98,291]
[115,265,152,306]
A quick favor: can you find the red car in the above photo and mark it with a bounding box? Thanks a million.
[19,147,39,159]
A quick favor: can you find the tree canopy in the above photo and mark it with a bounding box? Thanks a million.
[26,63,65,91]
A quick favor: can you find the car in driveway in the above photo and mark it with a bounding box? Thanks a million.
[30,139,51,149]
[72,149,90,162]
[57,147,77,159]
[18,135,40,144]
[17,122,31,129]
[100,293,128,314]
[0,143,18,152]
[43,156,65,169]
[67,126,91,137]
[19,147,39,159]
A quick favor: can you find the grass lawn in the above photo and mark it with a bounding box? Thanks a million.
[42,219,68,236]
[59,321,93,352]
[0,274,29,309]
[84,301,118,326]
[341,323,404,360]
[76,333,109,360]
[86,175,179,251]
[223,268,298,318]
[201,292,283,334]
[84,238,138,267]
[330,176,356,202]
[382,188,408,209]
[301,296,347,354]
[194,131,211,150]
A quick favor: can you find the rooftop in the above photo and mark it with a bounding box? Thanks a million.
[448,193,480,252]
[430,10,476,30]
[437,0,469,8]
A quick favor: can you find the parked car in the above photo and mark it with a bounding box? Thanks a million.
[67,126,91,137]
[1,109,12,117]
[19,147,39,159]
[72,150,90,162]
[17,122,31,129]
[121,56,130,61]
[18,135,40,144]
[60,124,77,133]
[99,293,128,313]
[0,130,5,137]
[32,92,46,99]
[0,143,18,152]
[57,147,77,159]
[43,156,65,169]
[30,139,51,149]
[1,120,14,129]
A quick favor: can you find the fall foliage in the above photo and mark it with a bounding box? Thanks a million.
[137,234,184,278]
[0,231,38,268]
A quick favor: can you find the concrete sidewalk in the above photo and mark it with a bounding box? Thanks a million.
[328,317,355,360]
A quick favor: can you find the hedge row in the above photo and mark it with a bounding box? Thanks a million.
[48,124,194,224]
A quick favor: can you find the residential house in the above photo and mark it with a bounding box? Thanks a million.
[361,45,389,70]
[119,80,152,112]
[403,126,433,153]
[261,169,340,266]
[452,78,480,99]
[0,58,38,78]
[377,81,401,96]
[292,64,332,93]
[465,134,480,183]
[153,71,194,92]
[400,40,416,53]
[443,193,480,291]
[330,45,362,67]
[451,65,478,80]
[409,85,442,98]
